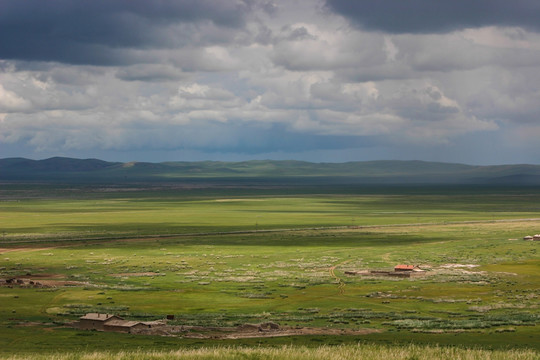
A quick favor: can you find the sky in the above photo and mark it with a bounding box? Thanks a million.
[1,0,540,165]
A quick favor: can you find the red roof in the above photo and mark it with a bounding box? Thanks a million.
[394,265,415,270]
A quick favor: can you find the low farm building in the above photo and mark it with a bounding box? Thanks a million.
[103,320,150,333]
[534,235,540,241]
[79,313,123,330]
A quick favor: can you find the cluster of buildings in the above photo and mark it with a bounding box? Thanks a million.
[78,313,166,333]
[523,235,540,241]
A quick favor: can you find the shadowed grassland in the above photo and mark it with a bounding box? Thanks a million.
[0,185,539,357]
[1,184,539,242]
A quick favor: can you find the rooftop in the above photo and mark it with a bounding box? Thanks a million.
[394,265,415,270]
[104,320,142,328]
[80,313,122,321]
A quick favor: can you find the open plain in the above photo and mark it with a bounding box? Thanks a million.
[0,183,539,358]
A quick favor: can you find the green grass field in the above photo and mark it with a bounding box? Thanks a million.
[0,184,539,358]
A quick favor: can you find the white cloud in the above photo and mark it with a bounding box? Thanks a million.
[116,64,186,82]
[0,84,30,112]
[462,26,540,50]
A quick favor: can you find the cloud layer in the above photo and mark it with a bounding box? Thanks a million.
[326,0,540,33]
[1,0,539,164]
[0,0,248,64]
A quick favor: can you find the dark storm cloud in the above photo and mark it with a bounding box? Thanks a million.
[325,0,540,34]
[0,0,248,65]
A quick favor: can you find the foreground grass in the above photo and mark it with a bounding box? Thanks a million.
[4,344,538,360]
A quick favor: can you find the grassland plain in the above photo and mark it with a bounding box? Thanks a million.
[0,184,539,358]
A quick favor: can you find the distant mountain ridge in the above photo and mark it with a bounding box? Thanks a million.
[0,157,118,172]
[1,157,540,185]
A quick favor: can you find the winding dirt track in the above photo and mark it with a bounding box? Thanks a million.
[329,259,353,295]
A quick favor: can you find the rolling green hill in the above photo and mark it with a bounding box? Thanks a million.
[1,157,540,184]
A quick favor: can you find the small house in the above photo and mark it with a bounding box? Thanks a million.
[79,313,123,330]
[394,265,415,272]
[103,320,148,333]
[524,235,533,240]
[534,235,540,241]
